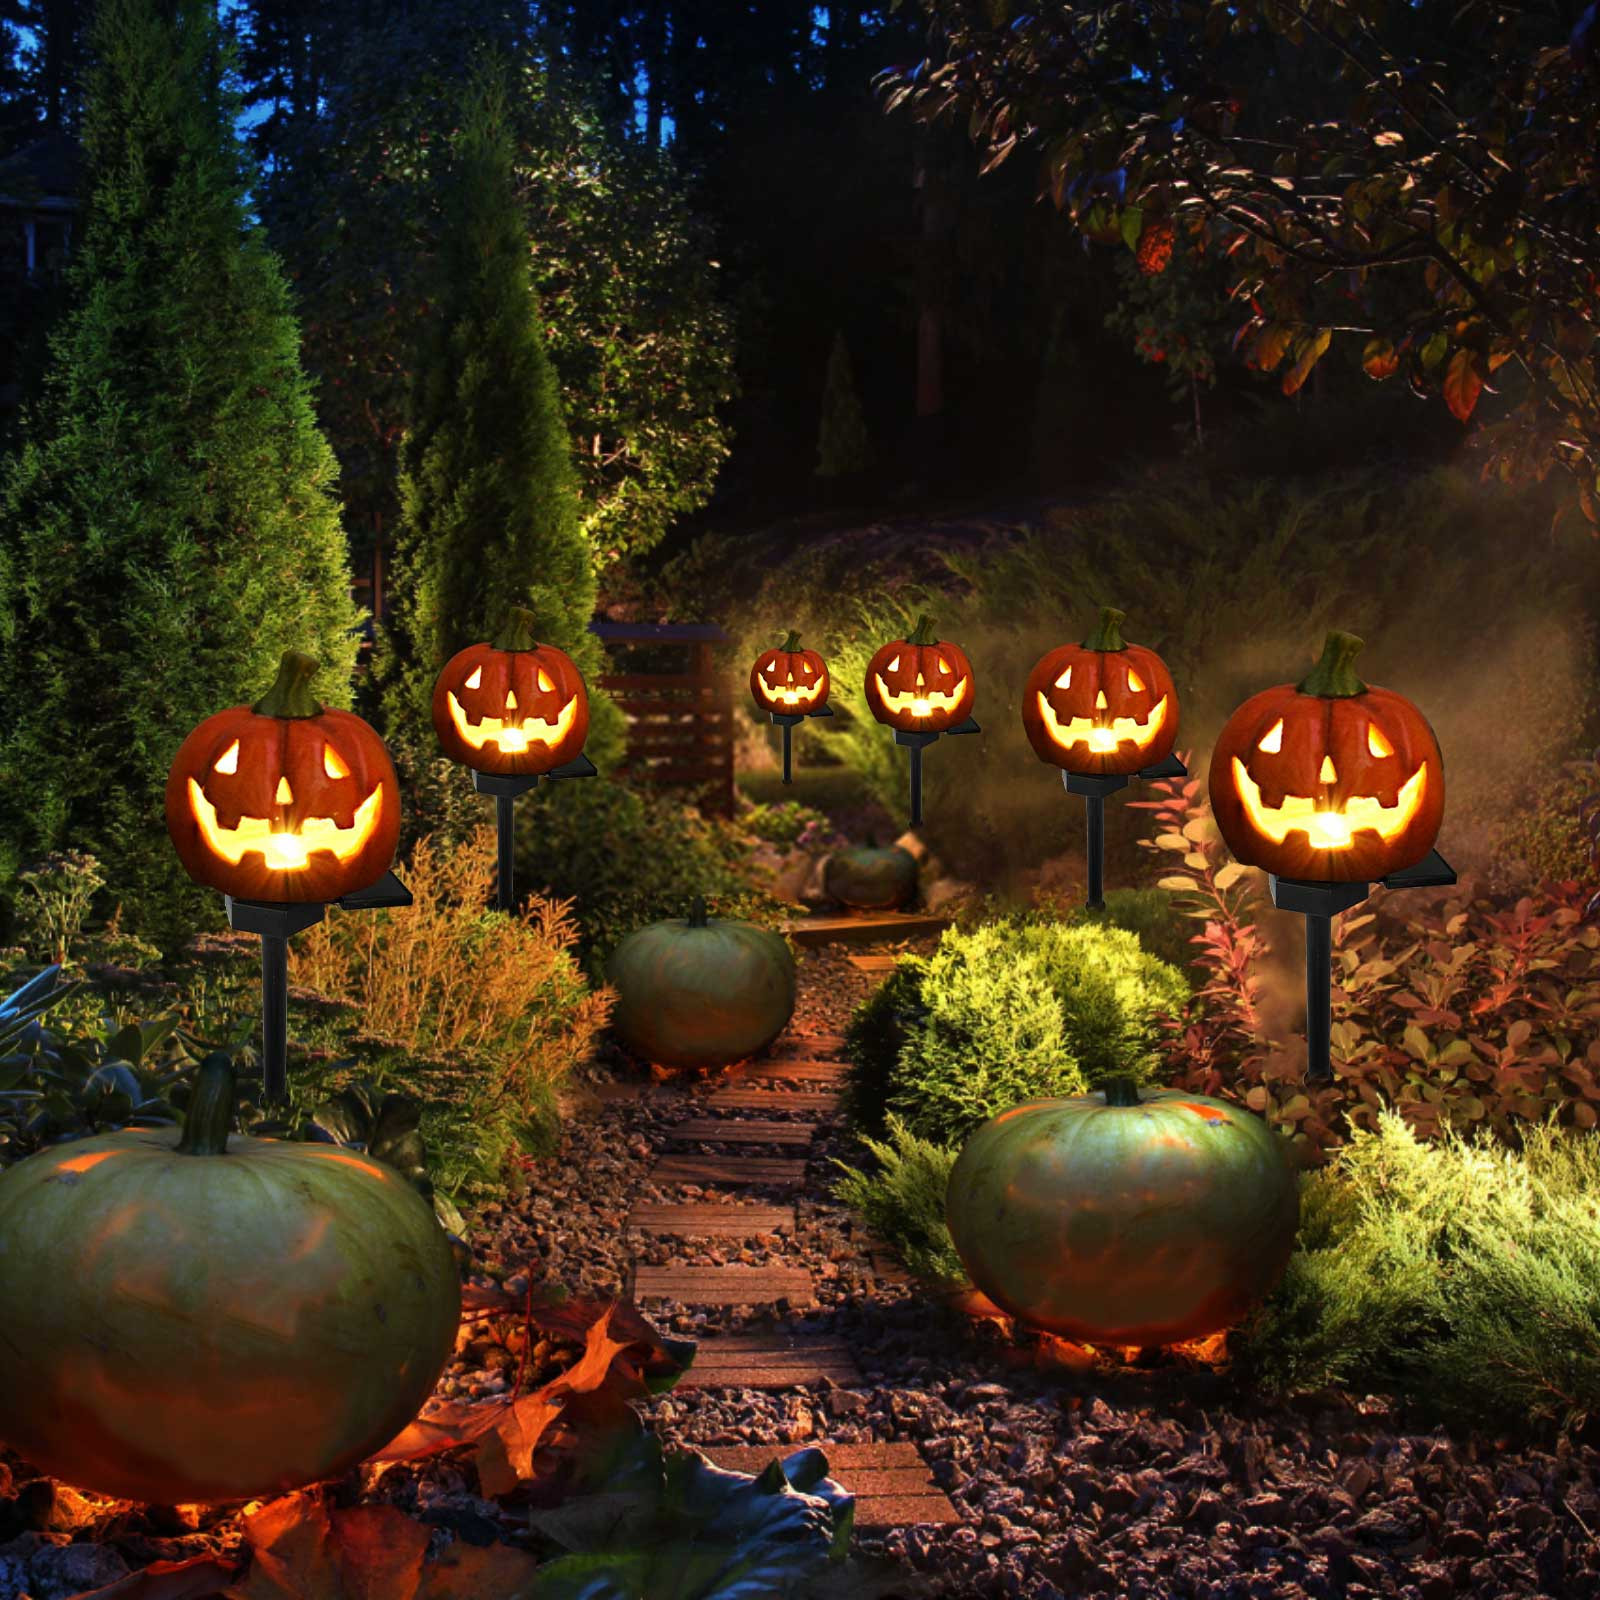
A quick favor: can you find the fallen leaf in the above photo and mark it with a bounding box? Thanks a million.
[63,1557,238,1600]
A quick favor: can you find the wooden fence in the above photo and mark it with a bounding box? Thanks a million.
[592,620,735,818]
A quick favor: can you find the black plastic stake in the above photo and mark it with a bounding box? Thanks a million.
[1084,795,1106,910]
[769,704,833,788]
[260,933,288,1102]
[891,716,980,829]
[1267,847,1456,1084]
[909,742,924,825]
[782,722,793,785]
[495,792,516,911]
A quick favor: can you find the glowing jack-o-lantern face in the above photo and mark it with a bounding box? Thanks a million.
[750,630,830,714]
[1208,630,1445,882]
[430,606,590,775]
[863,614,975,733]
[165,651,401,903]
[1022,606,1180,775]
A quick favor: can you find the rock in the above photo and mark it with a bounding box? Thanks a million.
[26,1538,130,1600]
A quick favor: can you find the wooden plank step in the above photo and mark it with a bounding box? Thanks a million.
[730,1059,849,1083]
[678,1334,861,1390]
[706,1088,840,1112]
[632,1266,816,1307]
[650,1154,807,1187]
[670,1118,816,1146]
[699,1442,960,1528]
[783,912,951,947]
[626,1203,794,1236]
[771,1032,848,1058]
[847,953,899,975]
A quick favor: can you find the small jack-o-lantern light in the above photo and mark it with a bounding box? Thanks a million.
[863,613,975,734]
[1021,606,1179,776]
[165,651,400,903]
[1208,630,1445,882]
[750,630,830,715]
[431,605,590,776]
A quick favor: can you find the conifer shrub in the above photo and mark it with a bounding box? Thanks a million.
[1071,885,1202,985]
[830,1116,966,1285]
[1231,1109,1600,1440]
[843,916,1189,1149]
[814,331,873,481]
[0,0,359,954]
[375,56,620,773]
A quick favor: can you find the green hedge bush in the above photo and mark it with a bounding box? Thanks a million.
[843,915,1189,1148]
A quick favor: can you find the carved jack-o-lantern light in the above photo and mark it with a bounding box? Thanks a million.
[750,630,830,715]
[165,651,400,903]
[431,606,590,776]
[863,614,975,734]
[1022,607,1180,776]
[1208,630,1445,882]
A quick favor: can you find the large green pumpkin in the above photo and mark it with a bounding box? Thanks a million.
[0,1055,461,1504]
[606,897,796,1069]
[823,836,918,910]
[945,1080,1299,1346]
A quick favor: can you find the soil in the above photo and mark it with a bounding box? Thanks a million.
[5,937,1600,1599]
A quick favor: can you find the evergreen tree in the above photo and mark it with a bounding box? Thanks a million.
[377,56,619,775]
[814,329,873,480]
[0,0,359,951]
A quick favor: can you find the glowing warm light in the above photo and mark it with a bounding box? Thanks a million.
[56,1151,120,1175]
[187,779,384,868]
[214,741,240,774]
[1055,666,1072,689]
[1127,668,1146,692]
[274,777,293,805]
[1318,756,1337,783]
[759,672,825,707]
[1368,724,1394,757]
[1230,756,1428,848]
[886,655,901,673]
[874,674,968,718]
[301,1149,391,1181]
[537,667,555,692]
[1035,692,1168,754]
[465,666,482,688]
[1258,719,1284,753]
[445,688,579,753]
[322,744,349,779]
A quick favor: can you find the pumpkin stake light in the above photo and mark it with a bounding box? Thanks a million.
[1208,630,1456,1082]
[863,613,980,825]
[166,650,412,1103]
[430,604,597,911]
[1023,607,1187,909]
[749,629,834,783]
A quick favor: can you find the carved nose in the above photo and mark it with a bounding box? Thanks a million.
[275,777,293,805]
[1319,756,1337,784]
[506,690,518,711]
[915,671,925,687]
[1095,690,1107,710]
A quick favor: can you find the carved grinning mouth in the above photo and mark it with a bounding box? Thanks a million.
[447,690,578,753]
[187,778,382,870]
[1231,756,1428,849]
[762,677,824,707]
[874,674,966,719]
[1037,691,1168,754]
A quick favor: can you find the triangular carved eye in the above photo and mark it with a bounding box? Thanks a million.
[1127,668,1146,692]
[765,658,778,673]
[936,655,951,674]
[800,661,812,674]
[323,744,350,780]
[1367,724,1394,758]
[538,667,555,692]
[1054,666,1072,690]
[465,666,482,689]
[1258,719,1284,753]
[214,739,240,774]
[886,655,901,673]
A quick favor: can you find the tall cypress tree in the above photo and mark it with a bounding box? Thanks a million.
[815,329,873,480]
[378,56,619,772]
[0,0,360,951]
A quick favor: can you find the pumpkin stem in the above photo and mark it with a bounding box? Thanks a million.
[779,629,802,653]
[905,614,938,647]
[687,895,709,927]
[1082,607,1127,652]
[176,1053,238,1157]
[492,605,540,652]
[1297,630,1368,698]
[252,651,323,719]
[1101,1075,1142,1108]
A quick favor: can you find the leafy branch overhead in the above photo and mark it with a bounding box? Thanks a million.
[885,0,1600,525]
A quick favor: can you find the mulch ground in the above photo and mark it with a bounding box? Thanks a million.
[6,936,1600,1599]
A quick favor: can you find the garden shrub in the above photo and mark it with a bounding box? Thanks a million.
[510,776,794,977]
[1231,1109,1600,1441]
[1071,885,1202,985]
[289,824,609,1100]
[0,0,361,958]
[742,800,834,850]
[830,1115,966,1286]
[843,916,1189,1149]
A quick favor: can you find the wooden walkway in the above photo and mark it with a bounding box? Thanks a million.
[614,1015,960,1531]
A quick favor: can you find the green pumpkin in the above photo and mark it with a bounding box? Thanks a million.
[0,1054,461,1504]
[945,1079,1299,1346]
[606,897,796,1069]
[822,835,918,910]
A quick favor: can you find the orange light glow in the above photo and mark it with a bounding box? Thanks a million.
[299,1148,390,1181]
[56,1151,120,1175]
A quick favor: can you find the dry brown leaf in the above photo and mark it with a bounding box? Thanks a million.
[64,1556,238,1600]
